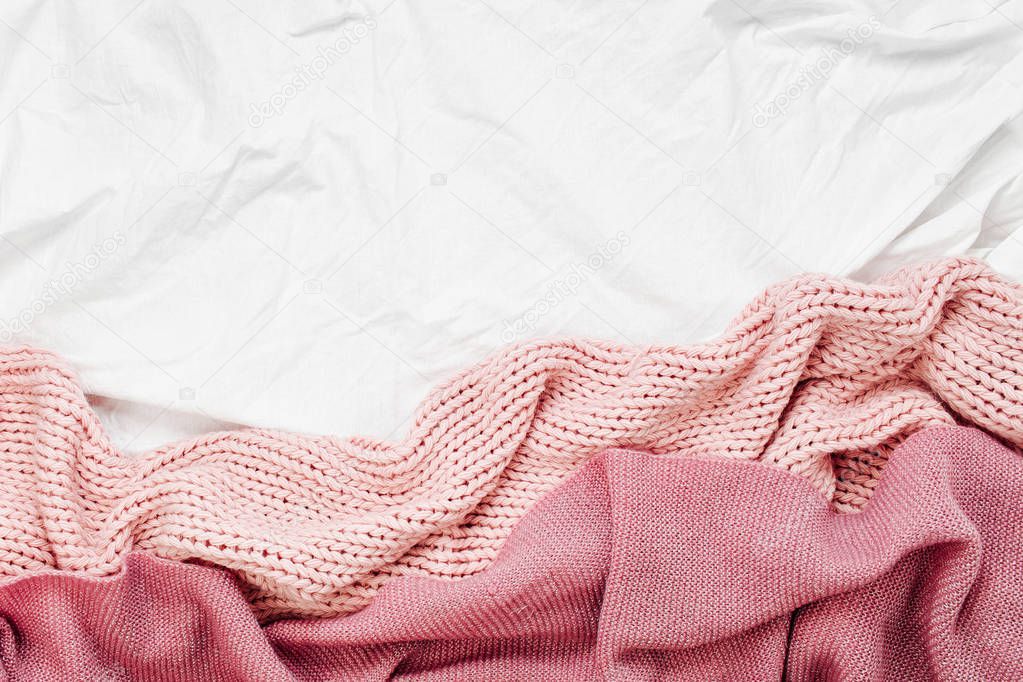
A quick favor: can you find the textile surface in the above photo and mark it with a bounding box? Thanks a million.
[0,426,1019,680]
[0,258,1021,619]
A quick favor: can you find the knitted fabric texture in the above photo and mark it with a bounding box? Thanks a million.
[1,257,1021,619]
[0,426,1020,680]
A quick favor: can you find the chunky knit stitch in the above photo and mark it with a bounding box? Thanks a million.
[0,257,1021,619]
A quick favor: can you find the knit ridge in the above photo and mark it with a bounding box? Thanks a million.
[1,256,1021,619]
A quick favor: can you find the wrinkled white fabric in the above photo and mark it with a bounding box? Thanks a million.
[1,0,1022,450]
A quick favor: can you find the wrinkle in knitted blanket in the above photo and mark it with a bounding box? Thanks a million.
[0,427,1020,680]
[0,257,1021,619]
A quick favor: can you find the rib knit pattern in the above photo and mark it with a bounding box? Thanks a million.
[1,257,1021,619]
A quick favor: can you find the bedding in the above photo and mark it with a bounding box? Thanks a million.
[1,427,1021,679]
[2,0,1023,451]
[3,1,1023,678]
[0,258,1022,679]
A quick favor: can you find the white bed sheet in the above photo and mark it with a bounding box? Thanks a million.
[1,0,1022,450]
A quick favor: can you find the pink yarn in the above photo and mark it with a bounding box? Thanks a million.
[0,257,1021,619]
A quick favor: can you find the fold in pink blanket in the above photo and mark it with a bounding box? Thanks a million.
[1,257,1022,679]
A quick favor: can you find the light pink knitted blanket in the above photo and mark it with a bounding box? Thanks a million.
[1,256,1022,623]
